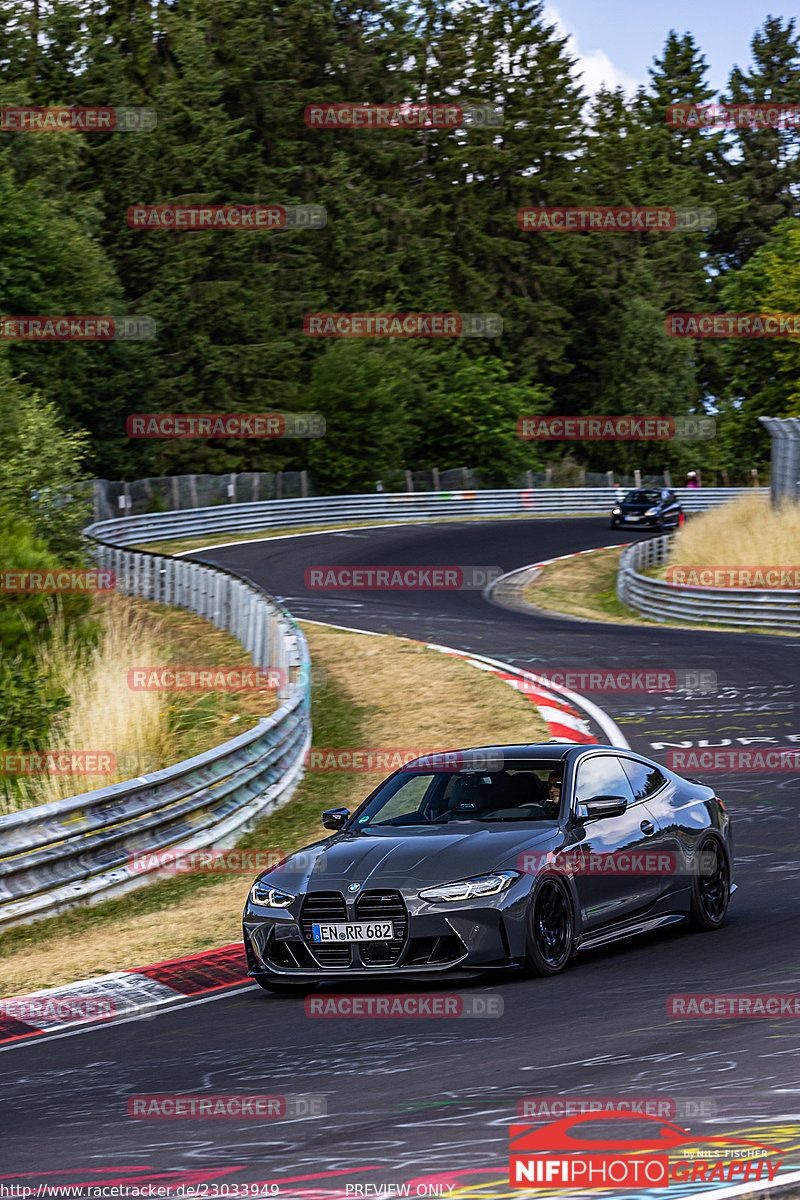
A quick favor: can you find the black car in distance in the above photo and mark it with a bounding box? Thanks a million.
[611,487,684,531]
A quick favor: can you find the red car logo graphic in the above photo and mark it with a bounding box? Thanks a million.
[510,1110,781,1156]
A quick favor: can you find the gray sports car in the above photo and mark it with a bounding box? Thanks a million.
[242,742,734,992]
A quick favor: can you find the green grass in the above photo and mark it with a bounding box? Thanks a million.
[0,670,371,960]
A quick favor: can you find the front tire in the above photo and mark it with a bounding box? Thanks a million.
[525,876,575,976]
[689,837,730,930]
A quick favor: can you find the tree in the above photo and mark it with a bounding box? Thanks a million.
[0,357,91,560]
[718,17,800,270]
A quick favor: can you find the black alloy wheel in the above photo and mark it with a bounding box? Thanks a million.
[525,876,575,976]
[689,837,730,930]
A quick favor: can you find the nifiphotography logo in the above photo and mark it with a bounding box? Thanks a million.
[509,1111,785,1188]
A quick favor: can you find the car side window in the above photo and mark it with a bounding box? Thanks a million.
[573,755,636,818]
[620,758,666,801]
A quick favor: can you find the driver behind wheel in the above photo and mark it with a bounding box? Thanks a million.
[543,770,562,817]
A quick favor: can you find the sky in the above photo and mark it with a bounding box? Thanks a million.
[542,0,791,97]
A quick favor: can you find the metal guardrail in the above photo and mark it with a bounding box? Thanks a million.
[0,535,311,929]
[617,535,800,629]
[0,484,772,929]
[87,487,766,546]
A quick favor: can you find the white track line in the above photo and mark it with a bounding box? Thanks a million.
[0,985,256,1054]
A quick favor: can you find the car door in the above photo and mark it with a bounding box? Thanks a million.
[662,489,680,526]
[569,753,664,931]
[619,755,684,899]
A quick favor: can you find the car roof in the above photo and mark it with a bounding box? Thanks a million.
[402,743,629,769]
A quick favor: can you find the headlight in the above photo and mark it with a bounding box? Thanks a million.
[419,871,520,902]
[612,507,621,515]
[644,507,659,516]
[249,881,295,907]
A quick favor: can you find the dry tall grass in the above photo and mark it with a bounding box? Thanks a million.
[668,493,800,568]
[8,597,171,812]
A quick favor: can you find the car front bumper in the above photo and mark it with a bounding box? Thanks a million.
[243,884,530,980]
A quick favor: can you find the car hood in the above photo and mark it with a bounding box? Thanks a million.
[258,825,559,892]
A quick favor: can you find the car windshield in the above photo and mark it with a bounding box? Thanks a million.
[351,764,564,828]
[624,490,661,504]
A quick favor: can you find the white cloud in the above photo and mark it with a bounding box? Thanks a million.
[543,4,646,97]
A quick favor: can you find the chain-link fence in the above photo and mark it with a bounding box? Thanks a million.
[94,466,746,520]
[93,472,311,521]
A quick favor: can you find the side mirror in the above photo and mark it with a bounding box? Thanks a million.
[583,795,628,820]
[322,807,350,831]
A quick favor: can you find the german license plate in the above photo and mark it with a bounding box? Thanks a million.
[312,921,394,943]
[624,515,641,521]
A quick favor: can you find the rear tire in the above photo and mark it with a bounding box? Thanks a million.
[525,876,575,976]
[689,837,730,930]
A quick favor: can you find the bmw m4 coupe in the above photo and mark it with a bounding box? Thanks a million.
[242,743,734,991]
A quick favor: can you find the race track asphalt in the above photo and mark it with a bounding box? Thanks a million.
[3,518,800,1199]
